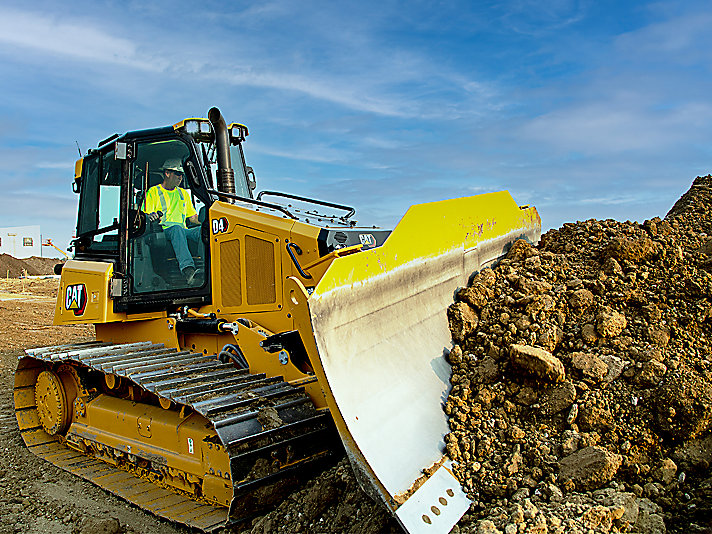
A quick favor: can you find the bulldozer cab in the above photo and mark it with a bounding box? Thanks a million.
[72,120,252,314]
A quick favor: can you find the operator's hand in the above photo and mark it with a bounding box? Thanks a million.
[148,211,162,222]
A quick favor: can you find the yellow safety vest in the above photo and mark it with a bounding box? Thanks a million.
[145,185,196,228]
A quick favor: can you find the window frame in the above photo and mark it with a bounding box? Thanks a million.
[114,131,214,313]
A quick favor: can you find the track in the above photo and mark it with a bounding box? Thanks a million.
[14,341,338,532]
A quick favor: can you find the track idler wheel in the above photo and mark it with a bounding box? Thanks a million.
[34,370,71,435]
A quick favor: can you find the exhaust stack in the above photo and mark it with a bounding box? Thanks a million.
[208,107,235,198]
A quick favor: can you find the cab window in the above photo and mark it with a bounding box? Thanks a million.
[129,139,208,294]
[76,149,121,254]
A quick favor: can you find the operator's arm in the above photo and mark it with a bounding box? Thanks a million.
[187,214,199,225]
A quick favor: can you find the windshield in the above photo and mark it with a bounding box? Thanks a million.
[198,140,252,198]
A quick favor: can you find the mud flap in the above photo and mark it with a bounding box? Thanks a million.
[292,192,540,533]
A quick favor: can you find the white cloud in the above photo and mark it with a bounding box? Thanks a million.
[614,11,712,62]
[517,85,712,155]
[0,8,164,71]
[0,6,498,120]
[248,141,355,164]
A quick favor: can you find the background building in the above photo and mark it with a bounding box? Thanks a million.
[0,226,42,258]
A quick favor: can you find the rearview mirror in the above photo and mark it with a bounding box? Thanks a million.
[246,166,256,191]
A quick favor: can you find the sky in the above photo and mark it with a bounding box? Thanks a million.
[1,0,710,254]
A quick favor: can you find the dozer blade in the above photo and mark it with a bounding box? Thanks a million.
[289,192,540,534]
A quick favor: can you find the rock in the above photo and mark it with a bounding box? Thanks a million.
[600,491,639,523]
[473,356,500,384]
[646,325,670,347]
[602,257,623,275]
[509,425,526,441]
[581,323,598,344]
[515,386,538,405]
[510,344,565,383]
[695,238,712,255]
[546,483,564,502]
[558,446,622,490]
[509,504,524,524]
[448,302,479,343]
[476,519,502,534]
[505,449,523,475]
[457,284,493,310]
[655,371,712,440]
[506,239,538,262]
[635,499,666,534]
[526,294,556,315]
[596,307,627,338]
[76,517,122,534]
[473,268,497,288]
[566,403,579,425]
[578,404,614,432]
[672,434,712,469]
[634,360,667,388]
[571,352,609,383]
[537,323,563,352]
[518,278,552,295]
[569,288,594,309]
[540,381,577,416]
[652,458,677,485]
[581,505,613,530]
[604,236,659,263]
[599,355,625,382]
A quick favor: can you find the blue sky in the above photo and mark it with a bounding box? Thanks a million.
[1,0,710,253]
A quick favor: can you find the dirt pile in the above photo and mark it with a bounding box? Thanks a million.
[0,254,62,278]
[445,175,712,533]
[239,458,398,534]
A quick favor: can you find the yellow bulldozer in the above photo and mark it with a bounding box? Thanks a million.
[14,108,540,533]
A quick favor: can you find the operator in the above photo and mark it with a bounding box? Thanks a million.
[144,158,202,285]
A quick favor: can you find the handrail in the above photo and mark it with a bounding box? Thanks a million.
[286,243,313,279]
[256,190,355,220]
[206,189,296,219]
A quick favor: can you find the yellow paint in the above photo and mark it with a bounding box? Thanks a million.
[96,318,179,350]
[73,394,232,506]
[172,117,208,130]
[74,158,82,181]
[314,192,540,296]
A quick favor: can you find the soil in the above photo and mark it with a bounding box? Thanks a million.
[0,255,62,278]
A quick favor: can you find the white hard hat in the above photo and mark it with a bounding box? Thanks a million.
[162,158,184,172]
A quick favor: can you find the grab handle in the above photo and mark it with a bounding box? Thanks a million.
[287,243,313,279]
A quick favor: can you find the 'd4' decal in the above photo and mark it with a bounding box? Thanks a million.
[65,283,87,316]
[212,217,229,234]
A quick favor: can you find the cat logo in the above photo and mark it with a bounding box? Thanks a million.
[358,234,376,248]
[65,283,87,316]
[212,217,229,234]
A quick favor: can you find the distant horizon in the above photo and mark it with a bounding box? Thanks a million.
[1,1,710,252]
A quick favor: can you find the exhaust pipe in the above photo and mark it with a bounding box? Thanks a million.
[208,107,235,199]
